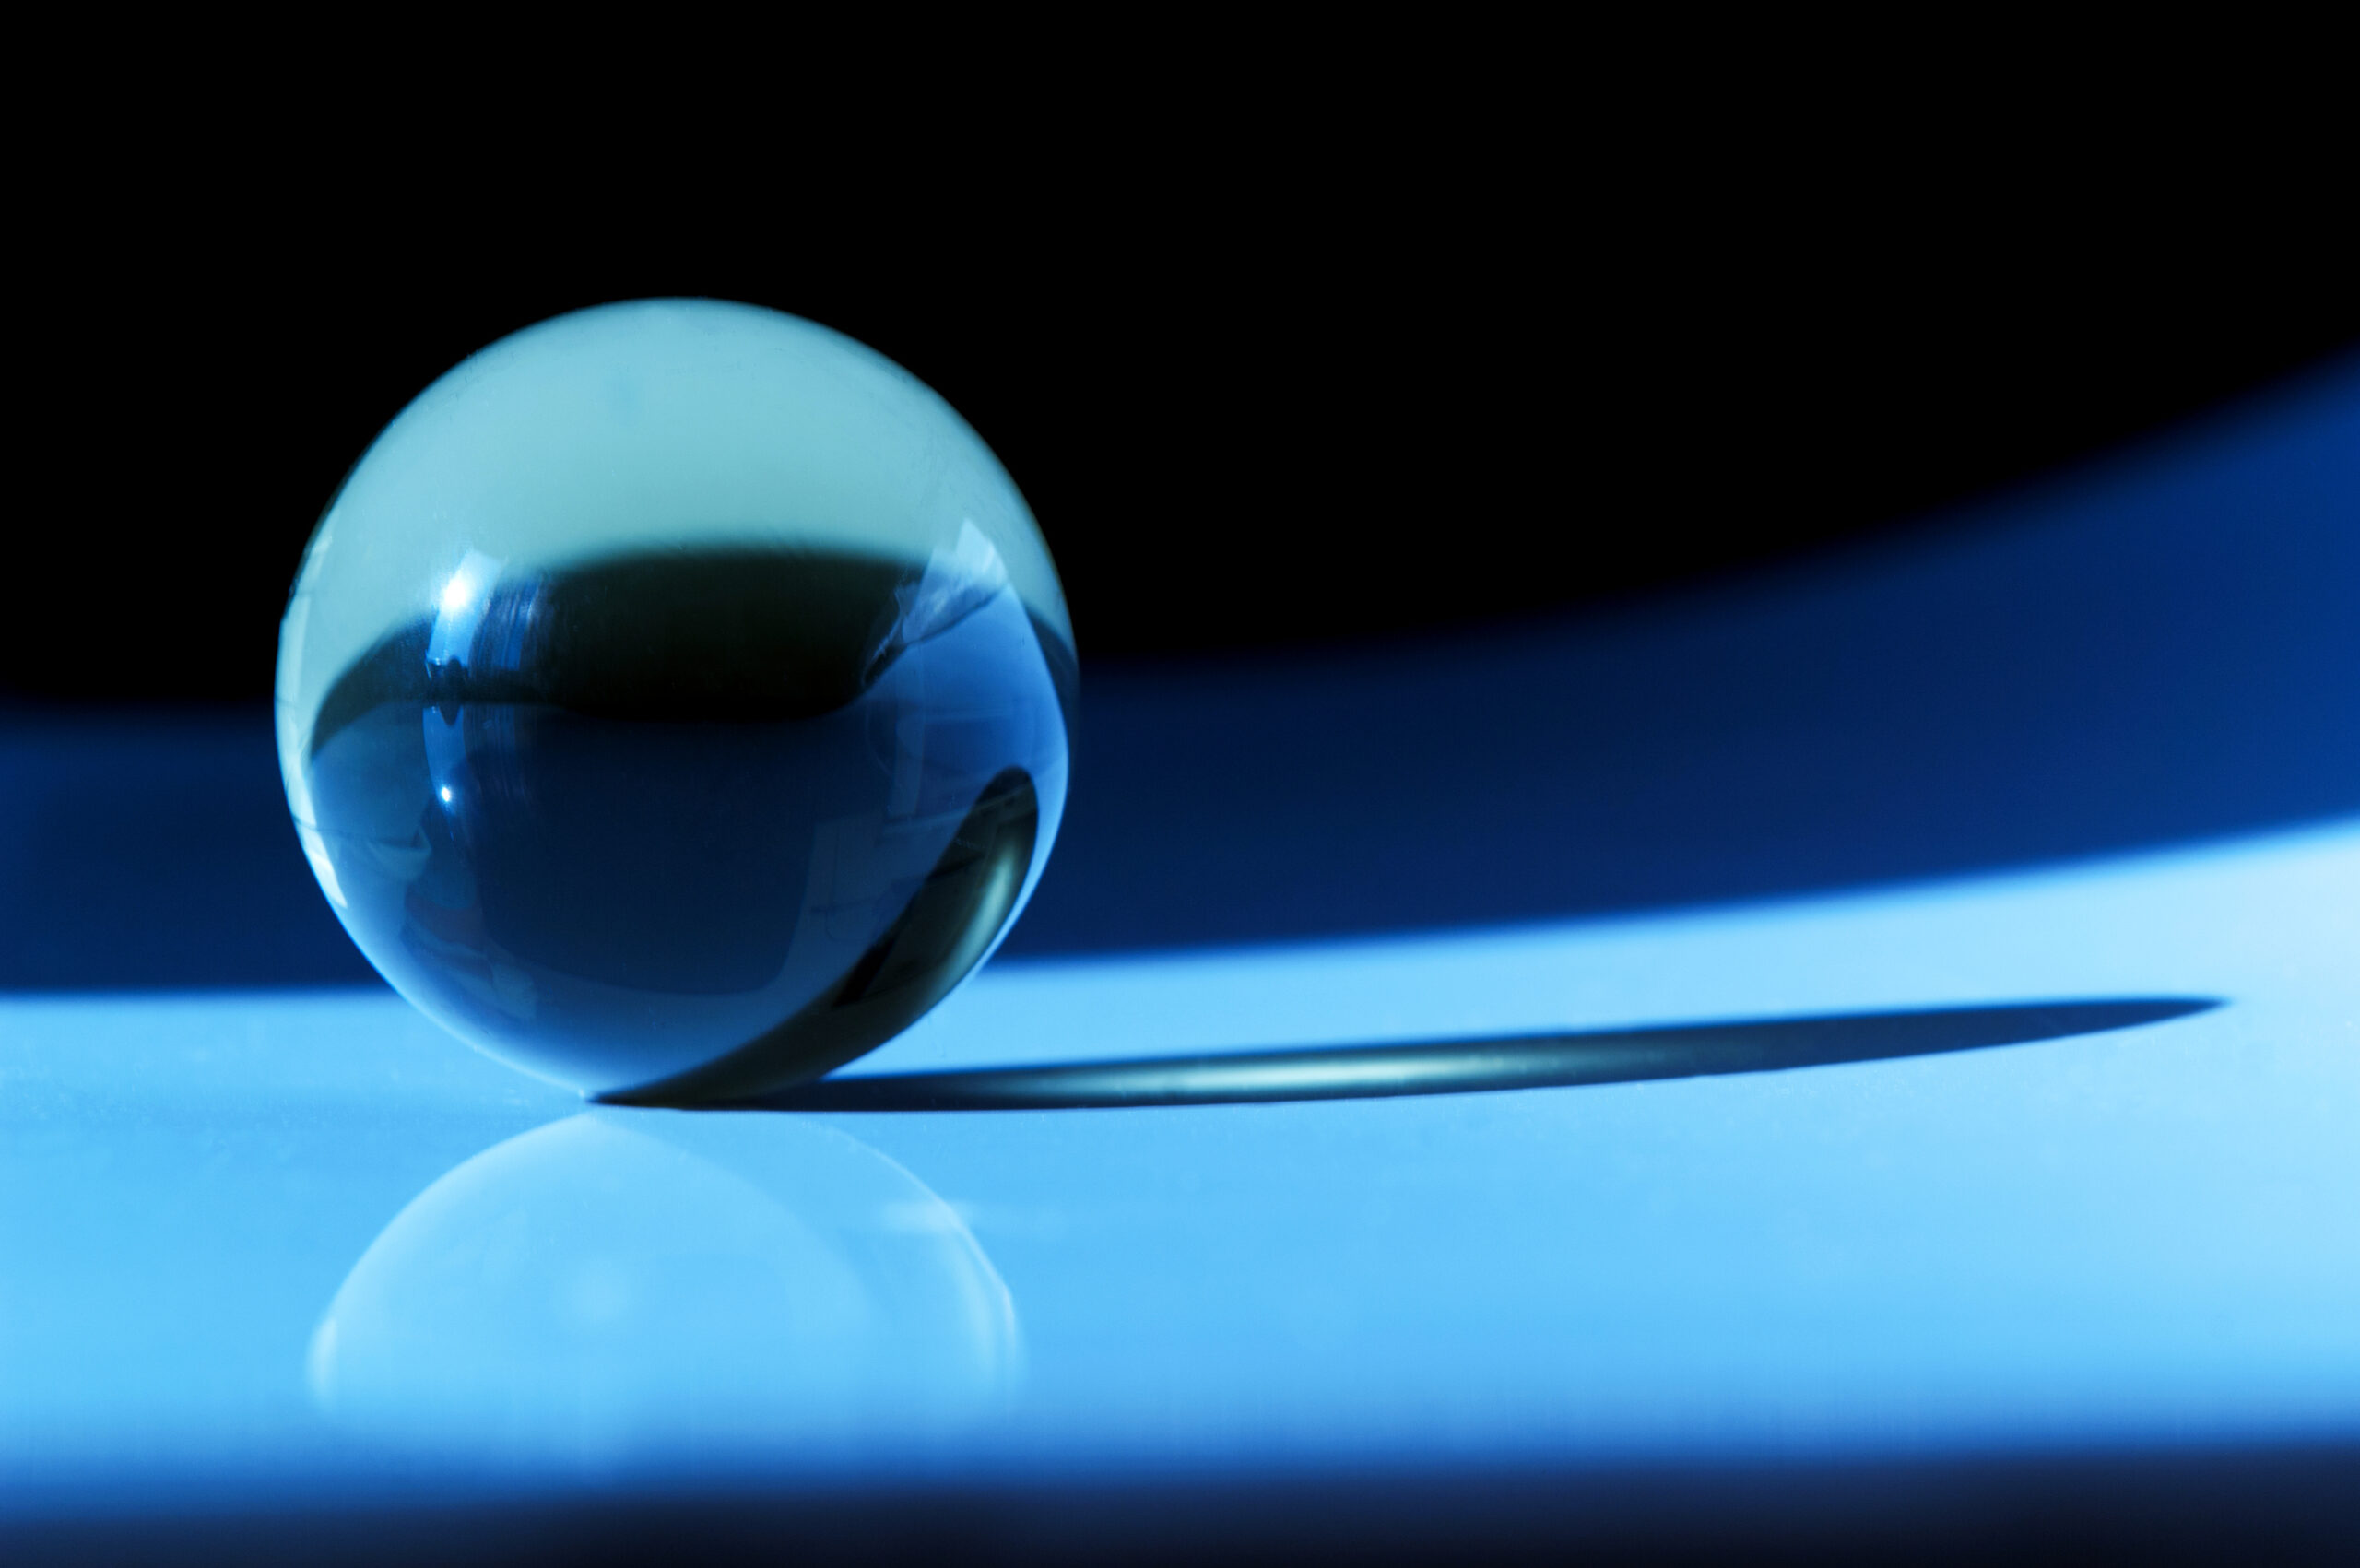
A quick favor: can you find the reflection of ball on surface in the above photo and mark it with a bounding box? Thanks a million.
[308,1113,1019,1455]
[277,301,1073,1103]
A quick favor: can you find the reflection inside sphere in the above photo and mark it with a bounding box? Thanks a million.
[300,531,1068,1104]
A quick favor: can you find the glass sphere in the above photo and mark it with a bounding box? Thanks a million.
[277,301,1073,1106]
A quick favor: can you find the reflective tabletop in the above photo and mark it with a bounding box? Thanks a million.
[6,360,2358,1559]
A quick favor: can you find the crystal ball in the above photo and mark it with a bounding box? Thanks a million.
[276,300,1073,1106]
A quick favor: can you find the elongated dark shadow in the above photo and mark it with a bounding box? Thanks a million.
[744,998,2219,1112]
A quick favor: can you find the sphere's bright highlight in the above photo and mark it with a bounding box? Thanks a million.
[277,301,1073,1104]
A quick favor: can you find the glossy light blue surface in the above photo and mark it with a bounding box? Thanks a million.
[6,819,2360,1513]
[6,357,2359,1527]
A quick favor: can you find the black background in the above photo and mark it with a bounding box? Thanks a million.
[10,104,2356,704]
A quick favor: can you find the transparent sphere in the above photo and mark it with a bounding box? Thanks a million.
[277,301,1073,1106]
